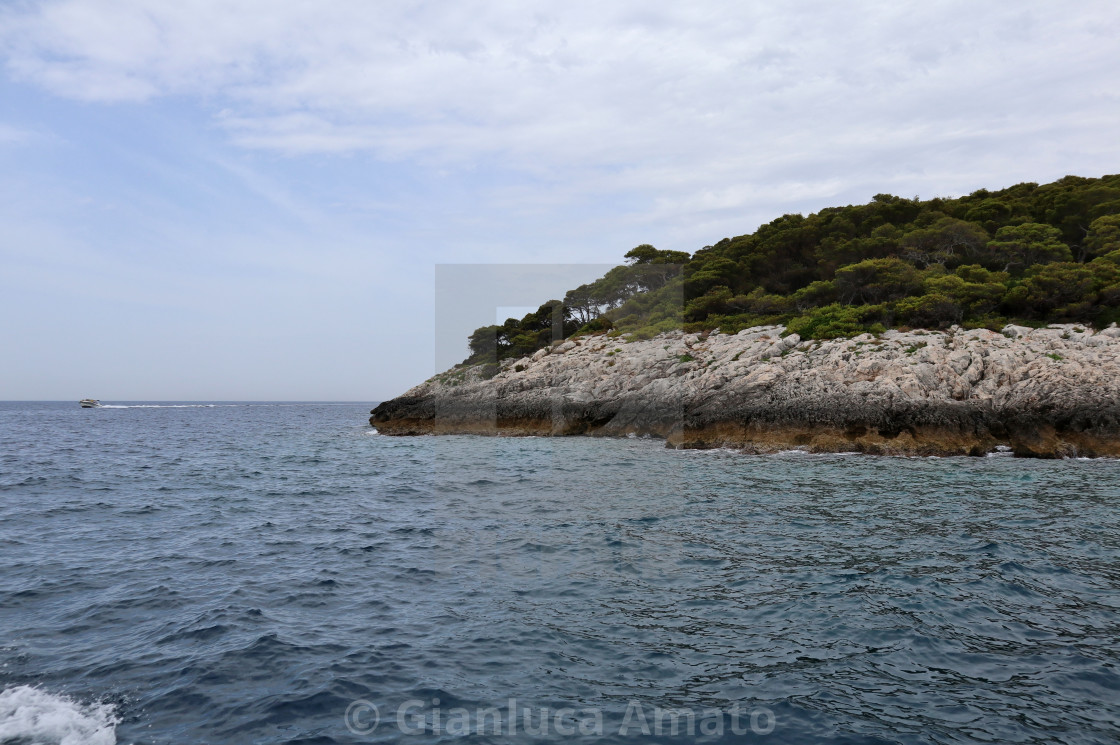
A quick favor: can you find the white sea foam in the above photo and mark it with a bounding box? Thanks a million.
[0,686,117,745]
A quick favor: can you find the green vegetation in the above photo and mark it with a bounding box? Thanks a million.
[465,175,1120,363]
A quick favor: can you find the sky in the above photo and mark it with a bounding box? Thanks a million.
[2,0,1119,401]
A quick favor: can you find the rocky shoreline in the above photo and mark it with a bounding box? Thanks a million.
[370,324,1120,458]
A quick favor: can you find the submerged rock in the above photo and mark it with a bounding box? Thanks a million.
[371,324,1120,458]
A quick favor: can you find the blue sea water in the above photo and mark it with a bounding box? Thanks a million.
[1,401,1119,745]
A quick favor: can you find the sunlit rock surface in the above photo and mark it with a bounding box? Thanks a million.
[371,324,1120,458]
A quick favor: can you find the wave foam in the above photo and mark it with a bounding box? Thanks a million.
[0,686,117,745]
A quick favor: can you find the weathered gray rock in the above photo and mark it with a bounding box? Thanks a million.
[371,324,1120,457]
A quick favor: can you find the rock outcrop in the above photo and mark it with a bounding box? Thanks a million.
[371,324,1120,457]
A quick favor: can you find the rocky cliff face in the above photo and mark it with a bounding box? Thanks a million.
[371,324,1120,457]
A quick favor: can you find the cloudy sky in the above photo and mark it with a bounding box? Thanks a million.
[2,1,1119,400]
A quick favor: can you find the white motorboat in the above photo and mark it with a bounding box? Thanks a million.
[79,399,101,408]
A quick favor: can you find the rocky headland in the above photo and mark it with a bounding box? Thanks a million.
[371,324,1120,457]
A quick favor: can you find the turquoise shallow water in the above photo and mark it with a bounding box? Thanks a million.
[1,401,1119,744]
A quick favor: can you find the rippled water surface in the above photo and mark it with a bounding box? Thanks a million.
[1,401,1119,744]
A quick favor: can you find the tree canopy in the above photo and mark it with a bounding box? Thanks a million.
[462,174,1120,363]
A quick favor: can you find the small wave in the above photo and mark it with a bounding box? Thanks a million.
[0,686,117,745]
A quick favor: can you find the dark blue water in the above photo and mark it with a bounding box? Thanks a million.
[1,402,1119,744]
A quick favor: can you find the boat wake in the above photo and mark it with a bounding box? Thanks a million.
[0,686,117,745]
[97,404,316,409]
[99,404,219,408]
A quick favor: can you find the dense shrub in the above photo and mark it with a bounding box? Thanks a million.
[785,304,885,339]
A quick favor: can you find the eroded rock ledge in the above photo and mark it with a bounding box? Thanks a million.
[371,324,1120,458]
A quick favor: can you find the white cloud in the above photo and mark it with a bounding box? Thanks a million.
[3,0,1120,232]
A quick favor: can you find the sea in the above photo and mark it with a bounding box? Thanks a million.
[1,401,1118,745]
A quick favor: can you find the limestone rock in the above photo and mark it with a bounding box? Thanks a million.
[371,325,1120,458]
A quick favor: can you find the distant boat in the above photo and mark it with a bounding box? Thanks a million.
[79,399,101,408]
